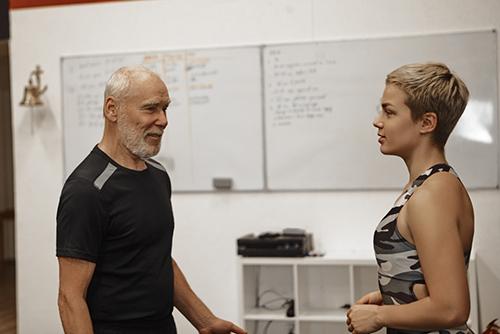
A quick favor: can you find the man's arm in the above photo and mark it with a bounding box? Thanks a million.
[172,259,246,334]
[58,257,96,334]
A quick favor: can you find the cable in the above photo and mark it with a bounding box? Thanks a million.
[260,296,290,310]
[257,289,292,312]
[260,320,295,334]
[254,266,262,308]
[257,289,288,306]
[262,320,273,334]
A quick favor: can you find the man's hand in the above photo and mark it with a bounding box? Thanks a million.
[198,318,246,334]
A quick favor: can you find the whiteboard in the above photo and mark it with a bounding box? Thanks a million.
[61,47,264,191]
[264,30,498,190]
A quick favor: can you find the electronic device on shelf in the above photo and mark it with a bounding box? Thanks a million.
[237,228,313,257]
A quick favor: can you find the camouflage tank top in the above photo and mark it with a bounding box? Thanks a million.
[373,164,471,334]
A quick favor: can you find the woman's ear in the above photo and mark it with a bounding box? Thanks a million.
[420,112,437,134]
[104,96,119,122]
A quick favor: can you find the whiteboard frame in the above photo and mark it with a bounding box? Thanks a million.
[262,29,499,191]
[60,29,500,192]
[60,44,267,192]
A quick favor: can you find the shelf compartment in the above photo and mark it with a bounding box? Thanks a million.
[353,265,379,301]
[298,308,348,322]
[245,320,295,334]
[242,264,294,315]
[299,321,349,334]
[297,264,351,313]
[244,308,295,321]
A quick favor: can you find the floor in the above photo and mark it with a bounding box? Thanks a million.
[0,261,16,334]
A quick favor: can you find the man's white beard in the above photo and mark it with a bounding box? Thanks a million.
[117,114,161,160]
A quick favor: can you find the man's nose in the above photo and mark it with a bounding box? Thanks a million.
[157,110,168,128]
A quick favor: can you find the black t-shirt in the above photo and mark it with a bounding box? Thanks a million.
[57,146,176,333]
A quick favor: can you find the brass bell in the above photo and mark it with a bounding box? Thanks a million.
[20,65,47,107]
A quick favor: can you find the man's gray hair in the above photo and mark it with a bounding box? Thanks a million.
[104,65,158,101]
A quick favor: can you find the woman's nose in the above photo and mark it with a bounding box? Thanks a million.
[373,106,383,128]
[373,115,383,129]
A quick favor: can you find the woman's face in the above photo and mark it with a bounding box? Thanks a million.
[373,84,421,158]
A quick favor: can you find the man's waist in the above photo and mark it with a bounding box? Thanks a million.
[93,314,176,332]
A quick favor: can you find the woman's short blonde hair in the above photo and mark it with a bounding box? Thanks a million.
[386,62,469,148]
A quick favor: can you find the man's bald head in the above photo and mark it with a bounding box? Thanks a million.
[104,65,162,103]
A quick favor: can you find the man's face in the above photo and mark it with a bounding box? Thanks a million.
[116,73,170,159]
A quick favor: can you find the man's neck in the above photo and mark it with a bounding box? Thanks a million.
[98,138,147,171]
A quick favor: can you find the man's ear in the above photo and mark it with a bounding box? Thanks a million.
[104,96,119,122]
[420,112,437,134]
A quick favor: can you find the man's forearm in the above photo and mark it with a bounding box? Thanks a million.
[172,259,216,330]
[58,294,94,334]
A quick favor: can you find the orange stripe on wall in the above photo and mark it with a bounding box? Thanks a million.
[10,0,121,9]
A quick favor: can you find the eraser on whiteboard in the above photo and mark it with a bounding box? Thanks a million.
[212,177,233,190]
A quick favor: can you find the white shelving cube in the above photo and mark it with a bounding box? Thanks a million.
[297,265,350,316]
[238,255,478,334]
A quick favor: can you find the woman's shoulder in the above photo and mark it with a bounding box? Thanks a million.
[416,170,465,200]
[406,172,467,223]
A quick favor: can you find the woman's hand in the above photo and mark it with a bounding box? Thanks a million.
[346,304,383,334]
[356,290,383,305]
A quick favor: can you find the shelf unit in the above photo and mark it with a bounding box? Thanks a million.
[238,254,478,334]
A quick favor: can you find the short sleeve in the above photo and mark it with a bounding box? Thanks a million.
[56,178,107,262]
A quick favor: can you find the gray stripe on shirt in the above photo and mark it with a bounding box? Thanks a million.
[93,163,117,190]
[145,159,166,173]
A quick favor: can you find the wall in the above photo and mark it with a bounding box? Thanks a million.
[9,1,500,333]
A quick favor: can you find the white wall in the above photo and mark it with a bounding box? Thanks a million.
[9,1,500,333]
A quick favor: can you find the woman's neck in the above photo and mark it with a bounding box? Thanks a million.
[402,143,447,187]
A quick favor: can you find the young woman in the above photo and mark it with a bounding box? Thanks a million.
[346,63,474,334]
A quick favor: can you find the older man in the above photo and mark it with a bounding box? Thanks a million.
[57,66,245,334]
